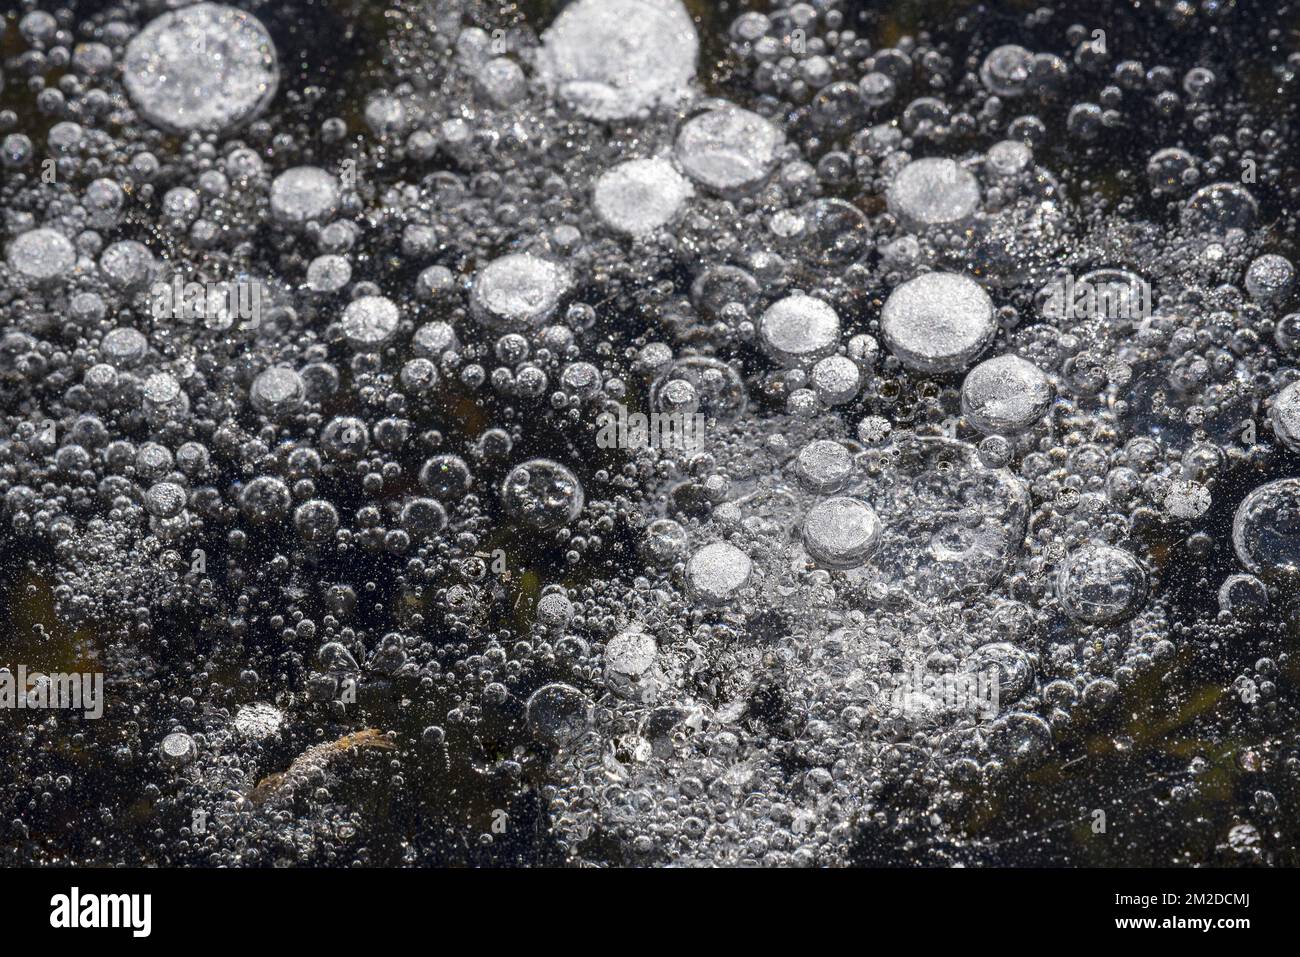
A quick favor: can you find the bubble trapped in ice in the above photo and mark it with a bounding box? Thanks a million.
[123,3,279,134]
[536,0,698,120]
[4,0,1300,872]
[961,355,1054,434]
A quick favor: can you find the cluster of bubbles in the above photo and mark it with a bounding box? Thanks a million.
[2,0,1300,867]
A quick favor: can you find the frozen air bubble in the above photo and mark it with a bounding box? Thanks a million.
[501,458,585,529]
[476,57,527,108]
[960,354,1053,434]
[604,629,659,702]
[537,0,698,121]
[144,482,187,519]
[1146,147,1197,193]
[141,372,188,421]
[1245,254,1295,303]
[526,683,593,747]
[269,167,340,226]
[794,439,854,493]
[160,732,197,767]
[100,240,156,292]
[1055,543,1148,625]
[675,106,784,194]
[886,158,981,229]
[250,366,306,417]
[1270,381,1300,453]
[963,641,1033,703]
[1217,574,1269,617]
[413,321,458,357]
[810,355,862,406]
[650,356,748,421]
[233,702,285,741]
[801,497,881,570]
[880,272,996,374]
[471,253,572,330]
[979,45,1033,97]
[240,475,291,524]
[6,228,74,283]
[341,295,400,350]
[1232,478,1300,579]
[307,255,352,294]
[1181,182,1258,233]
[399,498,448,541]
[593,157,694,237]
[419,454,472,498]
[123,3,278,134]
[294,499,340,542]
[759,295,840,368]
[537,592,574,628]
[856,437,1029,599]
[986,140,1033,179]
[778,199,872,271]
[1164,480,1211,520]
[644,518,689,565]
[685,541,752,604]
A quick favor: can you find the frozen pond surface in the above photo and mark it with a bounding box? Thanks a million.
[1,0,1299,868]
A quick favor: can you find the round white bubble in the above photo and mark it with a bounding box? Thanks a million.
[537,0,697,120]
[1164,480,1211,520]
[986,140,1034,178]
[686,541,752,604]
[250,366,305,417]
[233,701,285,740]
[794,439,854,494]
[342,296,400,350]
[270,167,340,226]
[675,106,783,193]
[604,629,659,701]
[961,354,1053,434]
[160,731,197,766]
[759,295,840,368]
[123,3,278,134]
[1247,254,1296,303]
[810,355,862,406]
[6,227,75,282]
[886,157,981,228]
[471,253,572,329]
[881,272,996,374]
[593,158,694,237]
[802,497,881,570]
